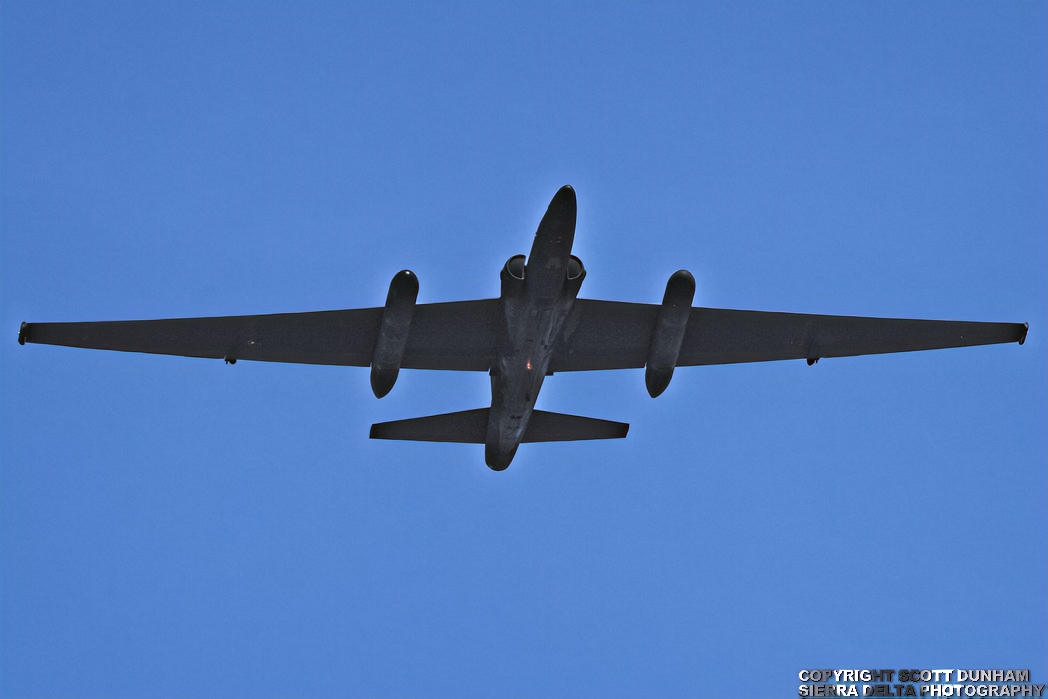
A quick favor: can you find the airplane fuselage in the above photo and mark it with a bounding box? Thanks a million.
[485,185,582,469]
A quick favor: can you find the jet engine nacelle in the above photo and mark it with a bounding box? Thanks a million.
[563,255,586,298]
[500,254,527,298]
[645,269,696,398]
[370,269,419,398]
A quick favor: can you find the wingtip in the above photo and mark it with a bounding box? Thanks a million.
[1019,322,1028,345]
[18,322,27,345]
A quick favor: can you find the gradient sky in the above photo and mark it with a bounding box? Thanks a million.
[1,2,1045,697]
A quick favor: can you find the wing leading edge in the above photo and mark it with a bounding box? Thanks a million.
[549,299,1028,372]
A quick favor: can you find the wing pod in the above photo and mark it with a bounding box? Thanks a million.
[645,270,696,397]
[370,270,419,398]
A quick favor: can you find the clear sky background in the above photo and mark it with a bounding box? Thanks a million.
[1,2,1045,697]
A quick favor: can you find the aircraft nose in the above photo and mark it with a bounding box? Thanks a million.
[544,185,576,222]
[554,184,575,205]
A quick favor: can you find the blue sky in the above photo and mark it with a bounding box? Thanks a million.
[1,2,1044,697]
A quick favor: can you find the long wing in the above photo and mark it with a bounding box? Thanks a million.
[19,298,1026,372]
[550,300,1028,371]
[19,300,499,371]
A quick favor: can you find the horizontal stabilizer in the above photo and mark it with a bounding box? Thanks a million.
[370,409,629,444]
[524,410,629,442]
[371,408,490,443]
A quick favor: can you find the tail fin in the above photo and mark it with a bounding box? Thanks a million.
[370,408,628,443]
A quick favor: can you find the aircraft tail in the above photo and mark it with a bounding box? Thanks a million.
[370,408,628,443]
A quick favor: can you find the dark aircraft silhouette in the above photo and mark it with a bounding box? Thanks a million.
[19,185,1028,469]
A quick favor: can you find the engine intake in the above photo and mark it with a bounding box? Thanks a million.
[370,270,419,398]
[645,270,695,398]
[504,254,526,280]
